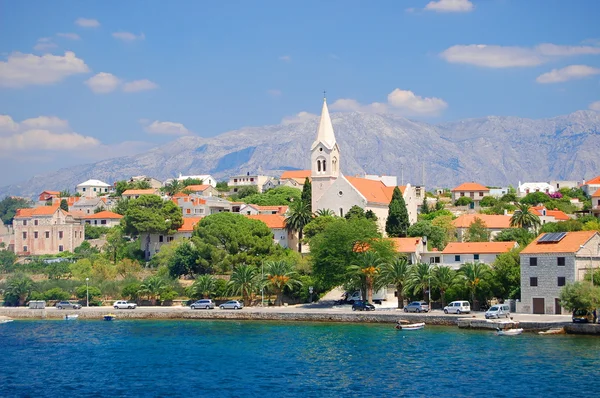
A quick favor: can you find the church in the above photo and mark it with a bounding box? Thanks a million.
[310,98,420,234]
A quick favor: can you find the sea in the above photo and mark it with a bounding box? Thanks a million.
[1,320,599,397]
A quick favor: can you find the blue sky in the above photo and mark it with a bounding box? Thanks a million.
[1,0,599,186]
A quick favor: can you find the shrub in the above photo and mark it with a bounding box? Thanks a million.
[454,197,473,206]
[43,287,71,301]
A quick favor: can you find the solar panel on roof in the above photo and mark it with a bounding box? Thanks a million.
[538,232,567,243]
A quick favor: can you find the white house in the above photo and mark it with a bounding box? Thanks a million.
[76,179,111,198]
[239,204,288,216]
[170,173,217,188]
[390,237,425,264]
[517,182,555,198]
[246,214,296,249]
[452,214,512,242]
[229,173,272,193]
[144,217,203,257]
[82,211,123,227]
[440,241,518,270]
[582,176,600,197]
[451,183,490,206]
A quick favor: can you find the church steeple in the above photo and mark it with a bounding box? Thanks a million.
[311,98,337,150]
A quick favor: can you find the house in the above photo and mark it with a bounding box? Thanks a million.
[238,204,288,216]
[70,197,105,215]
[246,214,296,249]
[172,194,234,217]
[591,189,600,218]
[390,237,425,264]
[451,182,490,206]
[549,180,581,191]
[262,177,279,192]
[518,231,600,315]
[38,190,60,203]
[279,170,311,190]
[129,176,163,189]
[184,184,219,197]
[452,214,512,242]
[229,173,272,194]
[13,205,84,255]
[122,189,160,200]
[582,175,600,197]
[76,179,111,198]
[0,222,14,250]
[517,182,555,198]
[530,206,571,224]
[144,217,203,257]
[172,173,217,188]
[489,187,509,197]
[82,211,123,227]
[439,241,517,270]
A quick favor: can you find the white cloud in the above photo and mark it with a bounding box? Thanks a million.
[267,89,282,97]
[279,55,291,62]
[33,37,58,52]
[21,116,70,131]
[590,101,600,112]
[122,79,158,92]
[281,112,318,125]
[56,33,81,40]
[0,51,89,87]
[0,115,19,134]
[441,43,600,68]
[85,72,121,93]
[425,0,474,13]
[329,88,447,116]
[75,18,100,28]
[536,65,600,83]
[112,32,145,42]
[142,120,191,135]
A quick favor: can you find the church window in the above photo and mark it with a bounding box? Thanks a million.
[322,161,326,172]
[319,147,323,152]
[339,208,343,217]
[332,157,337,172]
[317,160,321,172]
[338,191,343,197]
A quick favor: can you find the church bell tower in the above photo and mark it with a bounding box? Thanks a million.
[311,97,340,210]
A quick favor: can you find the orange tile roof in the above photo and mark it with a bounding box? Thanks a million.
[591,188,600,198]
[122,189,158,196]
[172,192,189,198]
[451,182,490,192]
[452,214,512,229]
[246,214,286,229]
[178,217,203,232]
[15,208,35,218]
[256,205,289,214]
[345,176,406,205]
[15,205,61,218]
[41,190,60,195]
[83,211,123,220]
[584,176,600,185]
[185,184,211,192]
[520,231,599,254]
[531,206,570,221]
[390,237,422,253]
[443,241,517,254]
[280,170,311,180]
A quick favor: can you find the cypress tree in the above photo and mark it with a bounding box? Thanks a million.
[385,187,410,237]
[420,196,430,214]
[60,199,69,212]
[301,177,312,212]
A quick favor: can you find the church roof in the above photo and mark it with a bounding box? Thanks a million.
[345,176,406,205]
[280,170,311,180]
[311,99,337,150]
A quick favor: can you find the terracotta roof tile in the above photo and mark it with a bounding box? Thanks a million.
[390,237,422,253]
[256,205,289,214]
[178,217,203,232]
[584,176,600,185]
[531,206,570,221]
[520,231,599,254]
[442,241,517,254]
[83,211,123,219]
[345,176,405,205]
[246,214,286,229]
[15,205,61,217]
[185,185,211,192]
[122,189,158,196]
[280,170,311,180]
[451,182,490,192]
[172,192,189,198]
[591,188,600,198]
[452,214,512,229]
[15,208,35,218]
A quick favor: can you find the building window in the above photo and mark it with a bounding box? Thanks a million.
[59,245,64,252]
[530,277,538,287]
[250,178,254,182]
[22,232,27,239]
[23,220,27,226]
[557,277,566,287]
[58,231,63,239]
[460,192,464,197]
[234,179,238,183]
[317,160,321,172]
[474,254,480,261]
[322,161,326,172]
[186,209,191,214]
[167,237,174,242]
[93,188,97,192]
[455,255,461,262]
[557,257,565,266]
[34,220,38,226]
[34,231,38,239]
[23,245,28,252]
[429,257,440,264]
[479,192,484,197]
[83,187,86,192]
[159,235,164,243]
[100,220,107,225]
[339,208,343,217]
[45,231,50,238]
[530,257,537,266]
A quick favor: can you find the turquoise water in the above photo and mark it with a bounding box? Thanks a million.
[1,320,600,397]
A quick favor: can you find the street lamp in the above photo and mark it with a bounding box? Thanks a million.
[580,245,594,287]
[85,277,89,307]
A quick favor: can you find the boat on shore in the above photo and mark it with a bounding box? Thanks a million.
[104,314,116,321]
[395,322,425,330]
[496,328,523,336]
[64,314,79,320]
[0,319,14,324]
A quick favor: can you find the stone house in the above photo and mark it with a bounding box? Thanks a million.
[451,182,490,206]
[279,170,311,191]
[452,214,512,242]
[82,211,123,227]
[439,241,517,270]
[229,173,272,194]
[13,205,84,255]
[76,179,111,198]
[129,176,163,189]
[70,197,106,215]
[518,231,600,315]
[184,184,219,197]
[38,190,60,203]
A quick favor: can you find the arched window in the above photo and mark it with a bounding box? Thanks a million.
[332,157,337,172]
[322,160,326,172]
[317,160,321,172]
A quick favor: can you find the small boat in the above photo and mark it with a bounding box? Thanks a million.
[538,328,565,335]
[104,313,116,321]
[0,319,14,324]
[64,314,79,320]
[496,328,523,336]
[396,322,425,330]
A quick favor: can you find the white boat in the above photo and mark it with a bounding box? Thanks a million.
[395,322,425,330]
[496,328,523,336]
[64,314,79,320]
[0,319,14,324]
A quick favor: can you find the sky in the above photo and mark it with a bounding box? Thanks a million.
[1,0,600,186]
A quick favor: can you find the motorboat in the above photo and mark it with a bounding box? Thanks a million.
[395,322,425,330]
[64,314,79,320]
[496,328,523,336]
[0,319,14,324]
[103,313,116,321]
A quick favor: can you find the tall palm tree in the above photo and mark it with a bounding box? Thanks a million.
[377,256,410,309]
[137,276,167,305]
[406,263,432,303]
[510,203,541,230]
[189,274,217,299]
[431,265,457,308]
[163,179,184,196]
[5,275,33,306]
[228,264,259,306]
[285,200,313,252]
[347,251,387,304]
[263,260,302,306]
[460,262,491,307]
[315,208,335,217]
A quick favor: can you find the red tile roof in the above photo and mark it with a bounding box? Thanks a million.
[83,211,123,220]
[531,206,570,221]
[345,176,406,205]
[122,189,158,196]
[584,176,600,185]
[451,182,490,192]
[15,205,61,218]
[256,205,289,215]
[246,214,286,229]
[390,237,422,253]
[280,170,311,180]
[178,217,203,232]
[452,214,512,229]
[442,241,517,254]
[185,184,211,192]
[591,188,600,198]
[520,231,599,254]
[172,192,189,198]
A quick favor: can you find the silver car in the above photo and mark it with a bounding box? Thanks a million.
[220,300,243,310]
[404,301,429,313]
[56,301,81,310]
[191,299,215,309]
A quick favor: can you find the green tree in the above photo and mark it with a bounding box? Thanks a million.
[116,258,142,278]
[46,261,72,280]
[182,178,204,187]
[114,180,130,196]
[75,285,101,302]
[112,198,130,215]
[188,274,218,299]
[122,195,183,261]
[43,287,71,301]
[264,260,302,306]
[0,196,32,225]
[301,177,312,212]
[386,187,410,237]
[510,203,541,230]
[520,191,551,206]
[406,263,431,303]
[559,282,600,312]
[60,199,69,212]
[216,181,229,192]
[315,208,335,217]
[490,249,521,299]
[236,185,259,199]
[365,210,378,222]
[493,228,534,247]
[285,200,313,253]
[103,226,125,263]
[377,256,410,308]
[163,179,184,196]
[420,197,430,214]
[407,220,447,250]
[227,264,259,306]
[540,220,584,233]
[122,281,142,301]
[4,274,34,306]
[431,265,457,307]
[168,239,201,278]
[479,196,498,207]
[243,186,301,206]
[460,262,491,307]
[455,197,473,206]
[85,226,110,240]
[466,217,490,242]
[69,259,93,280]
[347,251,386,304]
[344,205,366,220]
[74,241,100,259]
[303,215,337,241]
[0,250,17,273]
[133,180,152,189]
[500,192,517,202]
[138,276,168,305]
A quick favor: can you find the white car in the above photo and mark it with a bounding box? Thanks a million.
[113,300,137,309]
[443,301,471,314]
[220,300,243,310]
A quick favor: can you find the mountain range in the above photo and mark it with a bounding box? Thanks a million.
[2,110,600,199]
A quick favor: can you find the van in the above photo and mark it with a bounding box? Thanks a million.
[485,304,510,319]
[443,301,470,314]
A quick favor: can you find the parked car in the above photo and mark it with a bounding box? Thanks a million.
[191,299,215,310]
[572,309,596,323]
[56,301,81,310]
[220,300,243,310]
[443,301,471,314]
[113,300,137,309]
[352,301,375,311]
[485,304,510,319]
[404,301,429,313]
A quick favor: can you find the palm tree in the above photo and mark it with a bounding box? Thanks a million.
[347,251,387,304]
[431,265,457,308]
[285,200,313,252]
[510,203,541,230]
[263,260,302,306]
[188,274,217,299]
[137,276,167,305]
[163,179,184,196]
[4,275,33,306]
[377,256,410,309]
[460,262,491,308]
[228,264,259,307]
[406,263,431,303]
[315,208,335,217]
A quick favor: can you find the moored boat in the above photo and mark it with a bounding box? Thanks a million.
[104,313,116,321]
[0,319,14,324]
[64,314,79,320]
[496,328,523,336]
[395,322,425,330]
